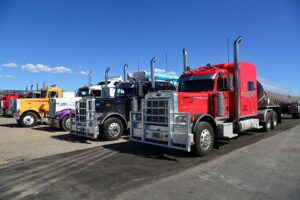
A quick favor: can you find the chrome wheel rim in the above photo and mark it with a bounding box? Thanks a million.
[200,129,212,150]
[23,115,34,126]
[64,118,71,130]
[108,123,121,137]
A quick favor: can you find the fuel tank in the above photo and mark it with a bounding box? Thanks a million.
[257,77,300,108]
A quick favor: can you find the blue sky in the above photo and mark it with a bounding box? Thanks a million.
[0,0,299,93]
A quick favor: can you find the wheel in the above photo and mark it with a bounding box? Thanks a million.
[192,121,214,156]
[263,112,271,132]
[271,111,278,129]
[20,112,38,127]
[61,115,71,131]
[103,117,124,141]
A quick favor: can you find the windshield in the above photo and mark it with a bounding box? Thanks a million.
[179,79,214,92]
[77,89,89,97]
[40,91,47,98]
[115,88,133,97]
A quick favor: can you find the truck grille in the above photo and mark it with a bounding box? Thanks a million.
[76,101,87,122]
[49,99,56,118]
[12,99,17,113]
[144,98,169,126]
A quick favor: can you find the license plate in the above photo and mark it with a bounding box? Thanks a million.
[152,132,161,139]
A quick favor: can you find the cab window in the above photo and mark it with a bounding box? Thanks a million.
[248,81,254,91]
[217,78,228,91]
[48,92,58,98]
[92,90,102,97]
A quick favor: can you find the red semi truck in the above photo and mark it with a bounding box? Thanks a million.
[130,36,300,156]
[0,92,20,116]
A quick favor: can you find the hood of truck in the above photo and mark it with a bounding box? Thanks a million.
[19,98,50,114]
[95,97,128,115]
[177,92,212,116]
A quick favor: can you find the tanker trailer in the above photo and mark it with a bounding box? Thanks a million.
[257,77,300,119]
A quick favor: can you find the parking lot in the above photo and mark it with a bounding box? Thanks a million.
[0,116,300,200]
[0,117,127,167]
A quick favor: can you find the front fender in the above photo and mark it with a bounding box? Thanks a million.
[100,112,127,126]
[192,113,219,149]
[57,109,73,120]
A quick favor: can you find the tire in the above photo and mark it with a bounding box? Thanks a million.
[103,117,124,141]
[20,112,38,127]
[263,112,271,132]
[61,115,71,132]
[192,121,214,156]
[271,111,278,129]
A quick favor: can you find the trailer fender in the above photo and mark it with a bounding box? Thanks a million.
[258,109,273,123]
[192,114,219,149]
[100,113,128,128]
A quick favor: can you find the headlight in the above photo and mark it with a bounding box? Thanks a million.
[94,113,103,121]
[175,115,187,124]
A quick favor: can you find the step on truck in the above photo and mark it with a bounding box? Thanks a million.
[130,36,300,156]
[70,60,178,140]
[48,76,121,131]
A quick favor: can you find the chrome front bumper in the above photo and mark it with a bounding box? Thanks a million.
[130,111,193,152]
[70,121,99,139]
[5,109,13,116]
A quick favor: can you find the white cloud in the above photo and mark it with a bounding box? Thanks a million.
[21,64,51,73]
[80,70,89,76]
[0,74,14,78]
[2,63,18,68]
[21,63,72,74]
[52,66,72,74]
[154,68,176,76]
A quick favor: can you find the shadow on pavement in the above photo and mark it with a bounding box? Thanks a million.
[51,134,93,144]
[102,141,197,162]
[31,126,56,132]
[0,123,22,128]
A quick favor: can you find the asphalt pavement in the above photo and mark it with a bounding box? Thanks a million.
[0,118,299,200]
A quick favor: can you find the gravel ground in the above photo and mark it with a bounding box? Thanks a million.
[0,117,127,167]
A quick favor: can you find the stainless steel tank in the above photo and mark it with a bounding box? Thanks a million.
[257,77,300,109]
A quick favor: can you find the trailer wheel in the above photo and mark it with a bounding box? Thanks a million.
[61,115,71,132]
[103,117,124,141]
[263,112,271,132]
[271,111,277,129]
[20,112,38,127]
[192,121,214,156]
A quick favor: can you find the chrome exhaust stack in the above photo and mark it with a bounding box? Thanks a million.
[183,48,188,72]
[104,67,110,97]
[233,36,242,122]
[123,64,128,82]
[150,57,156,89]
